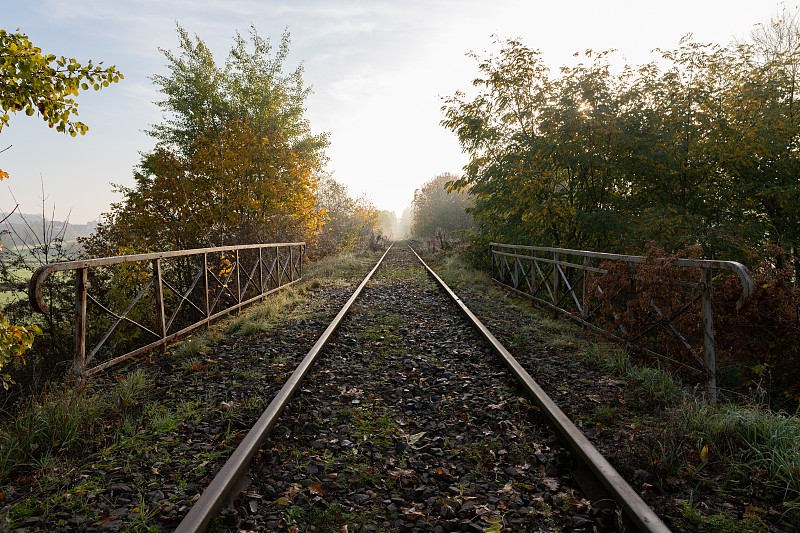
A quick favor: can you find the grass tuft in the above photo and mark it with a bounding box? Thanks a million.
[224,286,312,337]
[581,345,686,409]
[682,402,800,498]
[0,369,153,483]
[306,251,376,281]
[173,337,209,360]
[111,369,153,409]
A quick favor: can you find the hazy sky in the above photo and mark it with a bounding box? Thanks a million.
[1,0,786,223]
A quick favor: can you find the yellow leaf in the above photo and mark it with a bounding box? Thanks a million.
[700,444,709,463]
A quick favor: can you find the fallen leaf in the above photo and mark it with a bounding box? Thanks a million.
[484,516,504,532]
[93,515,115,526]
[539,477,559,491]
[401,506,426,520]
[387,468,415,479]
[407,431,425,445]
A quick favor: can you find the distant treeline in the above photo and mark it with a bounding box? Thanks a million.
[1,213,96,250]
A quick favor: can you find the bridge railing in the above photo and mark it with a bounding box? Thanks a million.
[29,242,305,379]
[490,243,754,400]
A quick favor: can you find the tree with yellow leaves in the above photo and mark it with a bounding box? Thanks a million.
[84,24,327,256]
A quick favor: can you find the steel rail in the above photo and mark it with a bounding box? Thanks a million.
[409,246,671,533]
[175,243,394,533]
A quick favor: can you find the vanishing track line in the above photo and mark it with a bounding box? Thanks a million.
[176,243,669,532]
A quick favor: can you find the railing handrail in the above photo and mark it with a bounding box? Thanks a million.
[490,242,756,400]
[29,242,305,314]
[489,242,754,311]
[26,242,305,379]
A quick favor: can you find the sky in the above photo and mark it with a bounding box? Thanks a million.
[0,0,789,224]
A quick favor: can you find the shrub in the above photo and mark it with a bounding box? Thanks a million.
[589,245,800,405]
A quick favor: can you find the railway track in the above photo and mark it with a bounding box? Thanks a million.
[177,243,670,532]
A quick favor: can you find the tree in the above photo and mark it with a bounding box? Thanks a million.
[411,172,473,238]
[741,8,800,274]
[85,24,327,256]
[437,41,632,250]
[442,31,800,267]
[0,29,123,179]
[148,24,327,167]
[87,117,319,255]
[378,210,398,237]
[312,175,379,256]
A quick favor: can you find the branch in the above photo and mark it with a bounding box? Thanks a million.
[0,203,18,225]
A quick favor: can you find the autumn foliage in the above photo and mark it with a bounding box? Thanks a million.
[586,245,800,403]
[83,25,328,257]
[443,16,800,401]
[85,117,320,254]
[0,312,40,389]
[713,248,800,401]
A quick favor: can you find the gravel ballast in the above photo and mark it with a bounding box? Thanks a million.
[221,244,597,532]
[1,243,792,532]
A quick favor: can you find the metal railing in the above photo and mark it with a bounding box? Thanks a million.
[29,242,305,378]
[490,243,754,400]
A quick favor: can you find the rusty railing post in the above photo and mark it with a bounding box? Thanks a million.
[290,245,294,283]
[701,267,717,401]
[235,250,241,309]
[277,246,282,286]
[552,251,560,318]
[490,244,494,281]
[528,249,534,298]
[258,247,264,296]
[510,251,519,289]
[628,262,637,326]
[203,253,210,330]
[153,259,167,353]
[582,256,589,329]
[74,267,89,380]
